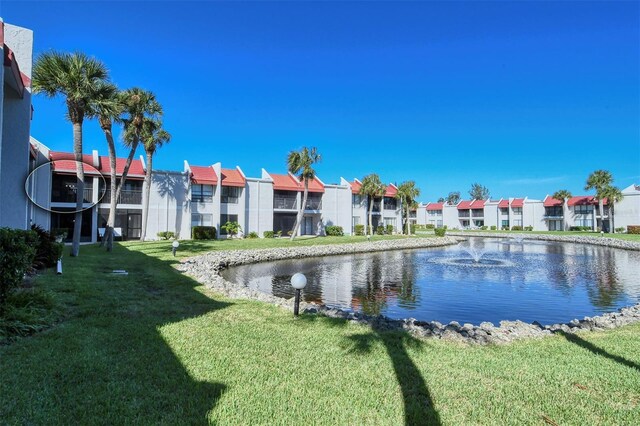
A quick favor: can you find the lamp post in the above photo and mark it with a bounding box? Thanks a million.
[172,240,180,257]
[290,273,307,316]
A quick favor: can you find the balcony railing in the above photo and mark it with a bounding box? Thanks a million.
[52,188,93,204]
[305,198,322,210]
[384,204,398,211]
[471,211,484,218]
[274,196,297,210]
[458,212,470,218]
[102,189,142,204]
[221,196,239,204]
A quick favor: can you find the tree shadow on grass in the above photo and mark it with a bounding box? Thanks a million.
[557,330,640,372]
[299,315,441,425]
[0,243,231,424]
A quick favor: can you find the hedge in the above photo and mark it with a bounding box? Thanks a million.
[354,224,365,236]
[376,226,385,235]
[192,226,216,240]
[247,232,259,239]
[511,226,523,231]
[434,228,447,237]
[156,231,175,240]
[628,225,640,234]
[569,226,591,232]
[325,226,344,236]
[0,228,38,308]
[30,225,63,269]
[263,231,274,238]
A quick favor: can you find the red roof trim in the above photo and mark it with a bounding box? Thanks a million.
[457,200,473,210]
[190,165,218,185]
[221,168,245,188]
[304,177,325,193]
[568,196,607,206]
[426,202,443,211]
[511,198,525,208]
[384,184,398,197]
[49,151,146,178]
[470,199,486,209]
[3,44,25,98]
[498,200,509,208]
[351,179,362,194]
[271,173,302,191]
[543,196,563,207]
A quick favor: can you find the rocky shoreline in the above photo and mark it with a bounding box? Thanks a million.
[446,231,640,251]
[178,236,640,345]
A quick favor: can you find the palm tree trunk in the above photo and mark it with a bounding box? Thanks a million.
[368,196,374,236]
[291,181,309,240]
[563,200,567,231]
[100,125,117,251]
[71,121,84,257]
[140,151,153,241]
[406,201,410,235]
[599,199,605,232]
[610,204,615,234]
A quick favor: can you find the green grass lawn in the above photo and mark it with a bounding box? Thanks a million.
[424,229,640,242]
[1,240,639,425]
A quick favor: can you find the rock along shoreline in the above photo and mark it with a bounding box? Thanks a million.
[178,235,640,345]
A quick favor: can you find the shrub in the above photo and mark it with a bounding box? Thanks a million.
[354,224,365,236]
[247,231,259,239]
[501,226,509,231]
[192,226,216,240]
[30,225,63,269]
[287,230,293,236]
[434,227,447,237]
[376,225,385,235]
[221,221,242,237]
[490,225,497,230]
[276,230,283,238]
[569,226,591,232]
[263,231,274,238]
[403,224,415,234]
[628,225,640,234]
[0,228,38,309]
[425,224,435,229]
[615,227,625,233]
[156,231,174,240]
[414,224,427,230]
[325,226,344,236]
[481,225,488,230]
[385,224,394,235]
[524,226,533,231]
[511,226,523,231]
[51,228,69,241]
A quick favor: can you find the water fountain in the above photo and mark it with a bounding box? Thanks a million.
[461,245,486,263]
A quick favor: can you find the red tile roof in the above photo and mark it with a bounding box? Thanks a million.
[470,199,485,209]
[270,173,302,191]
[351,179,362,194]
[190,165,218,185]
[49,151,146,179]
[426,202,443,211]
[221,168,246,188]
[99,156,146,178]
[543,196,563,207]
[385,184,398,197]
[304,177,325,193]
[457,200,473,209]
[568,195,607,206]
[511,198,525,208]
[498,199,509,208]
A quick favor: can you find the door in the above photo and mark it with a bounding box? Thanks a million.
[303,216,313,235]
[127,213,142,240]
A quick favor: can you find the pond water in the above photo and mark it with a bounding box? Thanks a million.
[222,238,640,325]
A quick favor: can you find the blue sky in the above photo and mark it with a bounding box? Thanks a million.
[3,1,639,202]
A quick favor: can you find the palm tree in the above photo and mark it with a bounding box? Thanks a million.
[87,82,124,251]
[585,170,613,232]
[32,51,109,257]
[359,174,386,236]
[552,189,572,231]
[137,119,171,241]
[601,186,623,234]
[287,147,321,240]
[445,191,461,205]
[397,181,421,235]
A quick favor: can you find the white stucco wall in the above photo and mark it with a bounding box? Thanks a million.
[146,170,190,240]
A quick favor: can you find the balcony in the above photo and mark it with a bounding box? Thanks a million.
[305,198,322,210]
[103,189,142,205]
[51,187,93,204]
[384,204,398,211]
[471,210,484,218]
[458,211,470,218]
[274,196,297,210]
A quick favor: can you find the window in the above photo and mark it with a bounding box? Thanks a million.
[574,205,593,215]
[500,208,509,215]
[428,210,441,216]
[512,207,522,215]
[545,206,563,217]
[191,184,213,202]
[220,214,238,234]
[502,220,509,228]
[221,186,241,204]
[192,213,213,227]
[352,194,363,207]
[384,197,397,210]
[576,218,593,227]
